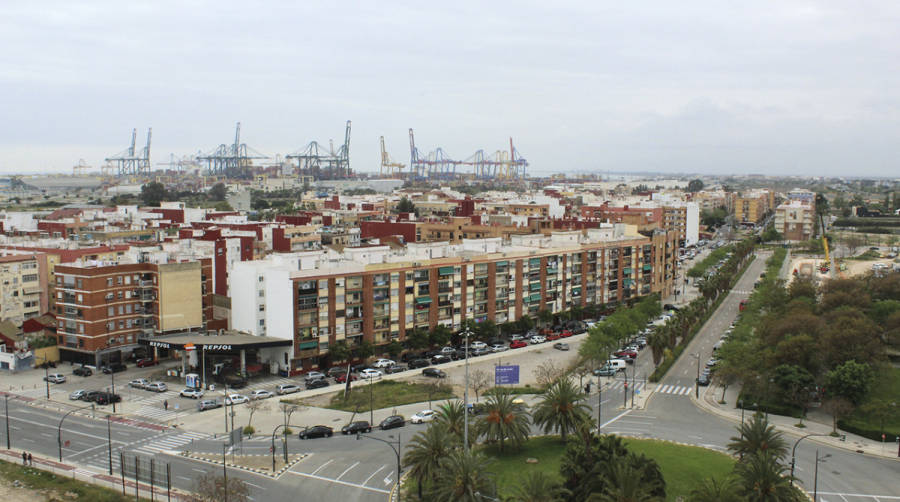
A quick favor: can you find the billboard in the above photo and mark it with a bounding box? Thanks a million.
[494,365,520,385]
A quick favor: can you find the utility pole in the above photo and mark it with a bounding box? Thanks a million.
[107,415,113,475]
[111,370,117,413]
[597,374,602,430]
[222,443,228,502]
[463,327,471,450]
[4,394,10,449]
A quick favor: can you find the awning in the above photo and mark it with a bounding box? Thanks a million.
[438,266,455,275]
[528,293,541,302]
[495,261,508,267]
[298,341,317,350]
[415,296,433,305]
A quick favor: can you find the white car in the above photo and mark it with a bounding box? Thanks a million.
[509,334,525,341]
[490,343,508,353]
[469,341,488,350]
[250,389,273,400]
[225,394,248,405]
[373,359,396,369]
[360,368,382,379]
[145,382,167,393]
[304,371,326,381]
[277,384,302,395]
[410,409,436,424]
[129,378,150,389]
[529,335,546,344]
[44,373,66,384]
[180,388,204,399]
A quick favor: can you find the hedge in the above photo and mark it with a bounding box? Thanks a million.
[837,419,900,442]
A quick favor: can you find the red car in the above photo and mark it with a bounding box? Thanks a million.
[546,333,561,342]
[335,373,358,383]
[559,330,573,338]
[509,340,527,349]
[614,349,638,360]
[136,358,158,368]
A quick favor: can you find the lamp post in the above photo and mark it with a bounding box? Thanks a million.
[790,433,832,486]
[597,372,602,430]
[813,449,831,501]
[110,369,117,413]
[222,443,228,502]
[692,353,701,398]
[357,432,401,501]
[4,393,10,450]
[106,415,113,475]
[463,327,471,451]
[58,403,94,462]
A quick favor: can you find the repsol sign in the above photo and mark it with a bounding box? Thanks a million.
[204,345,233,351]
[149,341,171,349]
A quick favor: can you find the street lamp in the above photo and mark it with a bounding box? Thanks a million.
[462,327,472,451]
[4,393,11,449]
[790,433,832,486]
[357,432,401,501]
[106,415,113,475]
[58,402,95,462]
[692,353,701,398]
[813,449,831,502]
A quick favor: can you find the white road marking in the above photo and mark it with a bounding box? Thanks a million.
[601,409,632,428]
[244,481,265,490]
[817,494,900,501]
[336,461,360,480]
[311,458,333,475]
[286,470,390,494]
[363,465,387,486]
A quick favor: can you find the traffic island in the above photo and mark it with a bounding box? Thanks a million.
[180,450,308,478]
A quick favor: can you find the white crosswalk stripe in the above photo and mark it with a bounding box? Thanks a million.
[133,406,183,422]
[655,385,693,396]
[135,431,211,454]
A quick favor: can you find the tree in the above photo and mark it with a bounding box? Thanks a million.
[592,461,665,501]
[761,226,782,243]
[213,201,233,211]
[771,364,815,424]
[533,360,565,389]
[354,341,375,360]
[859,399,897,438]
[431,450,497,502]
[244,399,268,430]
[825,359,874,405]
[532,378,590,441]
[509,471,567,502]
[687,179,705,193]
[189,472,251,502]
[688,477,742,502]
[517,314,535,332]
[140,181,167,206]
[209,183,227,201]
[476,388,530,452]
[406,328,429,350]
[385,340,403,359]
[728,413,788,460]
[429,325,452,347]
[822,397,855,434]
[328,340,350,363]
[396,196,416,214]
[734,452,802,502]
[403,424,455,500]
[251,197,270,210]
[560,431,665,502]
[538,309,554,327]
[435,400,473,445]
[470,369,491,403]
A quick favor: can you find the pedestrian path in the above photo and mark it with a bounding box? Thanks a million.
[133,405,183,422]
[654,384,693,396]
[134,431,211,455]
[602,381,645,393]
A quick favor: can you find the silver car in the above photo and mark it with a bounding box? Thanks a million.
[69,389,86,400]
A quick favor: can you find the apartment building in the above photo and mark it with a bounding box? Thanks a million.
[0,254,49,324]
[774,200,816,241]
[53,259,213,365]
[286,228,678,370]
[735,190,774,225]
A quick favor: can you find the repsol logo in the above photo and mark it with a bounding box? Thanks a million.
[205,344,233,351]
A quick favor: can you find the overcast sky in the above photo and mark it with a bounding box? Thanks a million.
[2,1,898,177]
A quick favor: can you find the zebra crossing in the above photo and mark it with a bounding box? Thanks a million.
[602,381,645,393]
[132,405,183,422]
[133,431,211,455]
[655,384,694,396]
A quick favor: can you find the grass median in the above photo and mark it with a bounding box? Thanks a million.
[0,459,144,502]
[310,380,457,413]
[687,244,734,278]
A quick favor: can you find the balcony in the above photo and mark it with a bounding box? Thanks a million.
[297,299,317,311]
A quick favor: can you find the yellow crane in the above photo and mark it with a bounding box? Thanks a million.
[72,159,91,176]
[380,136,406,177]
[820,213,830,274]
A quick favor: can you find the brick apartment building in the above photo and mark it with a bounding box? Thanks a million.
[287,229,678,370]
[53,259,214,365]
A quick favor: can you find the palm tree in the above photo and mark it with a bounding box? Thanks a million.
[476,388,530,452]
[435,400,475,446]
[403,424,456,500]
[532,378,590,441]
[587,462,663,502]
[728,413,788,460]
[647,329,668,366]
[509,472,567,502]
[735,451,801,502]
[430,449,496,502]
[689,476,742,502]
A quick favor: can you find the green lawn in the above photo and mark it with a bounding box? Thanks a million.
[0,459,146,502]
[480,436,735,502]
[316,380,456,413]
[841,366,900,441]
[687,244,735,278]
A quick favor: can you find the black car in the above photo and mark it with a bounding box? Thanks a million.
[408,358,430,369]
[73,366,93,377]
[663,304,680,312]
[341,421,372,435]
[94,392,122,405]
[83,390,103,402]
[101,363,127,374]
[697,374,711,386]
[306,379,329,390]
[430,354,451,365]
[299,425,333,439]
[422,368,447,379]
[401,352,424,363]
[379,415,405,430]
[351,364,371,373]
[384,364,408,374]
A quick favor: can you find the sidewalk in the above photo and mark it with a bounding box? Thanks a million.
[692,382,900,460]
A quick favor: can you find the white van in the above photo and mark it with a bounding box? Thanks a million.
[605,359,627,372]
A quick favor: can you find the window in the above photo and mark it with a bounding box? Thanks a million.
[22,274,38,282]
[259,319,265,326]
[125,276,131,285]
[258,290,264,297]
[258,276,264,282]
[107,278,113,287]
[125,304,132,314]
[108,306,114,316]
[258,304,265,312]
[117,276,123,285]
[77,279,83,289]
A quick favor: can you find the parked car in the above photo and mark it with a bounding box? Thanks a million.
[509,340,527,349]
[706,358,719,368]
[327,366,348,378]
[430,354,452,365]
[546,333,561,342]
[593,366,617,377]
[44,373,66,384]
[471,347,492,356]
[384,364,408,374]
[83,390,103,402]
[360,368,383,379]
[559,330,573,338]
[135,358,158,368]
[73,366,93,377]
[299,425,333,439]
[422,368,447,378]
[101,363,127,374]
[69,390,87,400]
[408,358,430,369]
[440,346,457,355]
[180,388,204,399]
[306,379,329,390]
[334,372,358,383]
[490,343,508,353]
[373,359,396,369]
[94,392,122,405]
[304,371,326,381]
[250,389,273,400]
[225,394,249,405]
[697,373,711,386]
[198,399,221,411]
[129,379,151,389]
[410,410,436,424]
[277,383,302,395]
[614,349,638,360]
[509,334,525,342]
[469,341,488,351]
[553,342,570,351]
[341,421,372,435]
[529,335,546,344]
[379,415,405,430]
[145,382,167,393]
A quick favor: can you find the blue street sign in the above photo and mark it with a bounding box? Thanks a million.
[495,365,520,385]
